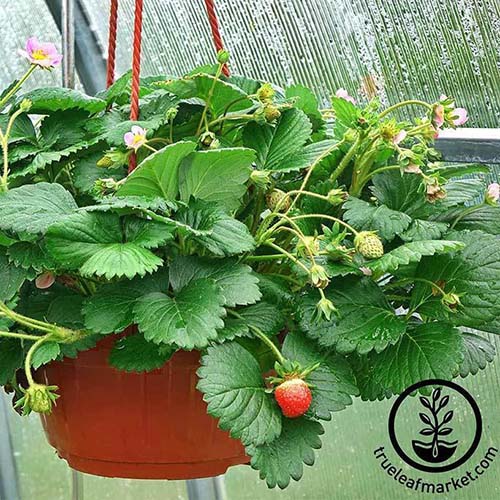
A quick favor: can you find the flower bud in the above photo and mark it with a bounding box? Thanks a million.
[19,99,32,112]
[309,264,330,288]
[250,169,271,189]
[264,104,281,122]
[165,106,179,121]
[441,292,462,312]
[327,188,348,206]
[217,49,230,64]
[425,177,446,203]
[200,131,220,149]
[485,182,499,206]
[316,296,338,321]
[257,83,276,102]
[296,236,320,258]
[96,149,130,169]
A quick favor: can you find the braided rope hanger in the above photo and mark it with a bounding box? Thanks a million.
[105,0,230,172]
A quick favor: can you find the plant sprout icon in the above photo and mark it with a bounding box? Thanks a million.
[412,387,459,463]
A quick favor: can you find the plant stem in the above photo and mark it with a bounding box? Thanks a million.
[196,64,224,135]
[228,310,285,364]
[288,139,345,212]
[0,303,54,333]
[245,253,289,262]
[379,100,433,119]
[290,214,359,235]
[207,113,255,129]
[450,203,486,230]
[265,242,310,274]
[24,336,50,386]
[330,135,362,185]
[361,164,401,183]
[0,330,44,342]
[0,65,36,109]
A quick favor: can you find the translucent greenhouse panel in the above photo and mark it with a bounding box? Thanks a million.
[0,2,63,90]
[81,0,500,126]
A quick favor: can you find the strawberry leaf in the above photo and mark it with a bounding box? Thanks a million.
[109,334,175,372]
[0,183,77,234]
[343,197,412,241]
[368,322,464,394]
[0,338,24,385]
[246,418,324,489]
[133,279,225,349]
[197,341,282,446]
[0,252,30,301]
[243,109,312,171]
[179,148,255,211]
[31,342,60,369]
[460,332,496,377]
[46,212,172,279]
[169,256,261,307]
[298,277,407,354]
[117,141,197,200]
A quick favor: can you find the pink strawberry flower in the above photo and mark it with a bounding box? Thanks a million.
[486,182,499,205]
[19,37,62,68]
[35,272,55,289]
[451,107,468,126]
[335,88,356,105]
[433,104,445,128]
[124,126,147,151]
[392,130,407,145]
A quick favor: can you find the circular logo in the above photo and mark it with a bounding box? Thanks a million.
[388,379,482,473]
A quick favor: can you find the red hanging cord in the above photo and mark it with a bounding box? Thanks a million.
[128,0,144,172]
[106,0,119,88]
[204,0,230,77]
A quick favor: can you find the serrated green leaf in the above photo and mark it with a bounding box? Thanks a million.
[117,141,197,200]
[298,278,407,354]
[369,322,463,393]
[243,109,312,170]
[179,148,254,210]
[59,335,98,359]
[459,332,496,377]
[7,241,56,271]
[441,179,485,207]
[0,183,77,234]
[348,355,393,402]
[109,333,175,372]
[247,418,324,489]
[367,240,465,274]
[83,272,167,334]
[0,338,24,384]
[46,212,170,279]
[343,197,411,241]
[169,256,261,307]
[197,341,282,446]
[18,87,106,114]
[400,219,449,241]
[46,294,85,328]
[411,231,500,333]
[134,279,225,349]
[31,341,61,369]
[177,200,255,256]
[285,84,324,132]
[272,140,337,173]
[0,252,30,301]
[282,332,358,419]
[453,205,500,235]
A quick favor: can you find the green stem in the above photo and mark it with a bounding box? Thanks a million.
[330,135,362,185]
[0,65,36,109]
[0,302,56,333]
[196,64,224,135]
[265,242,310,274]
[450,203,486,230]
[288,140,345,212]
[0,330,44,342]
[379,100,433,119]
[229,310,285,364]
[290,214,359,236]
[245,253,289,262]
[362,164,401,183]
[24,336,50,386]
[207,113,255,129]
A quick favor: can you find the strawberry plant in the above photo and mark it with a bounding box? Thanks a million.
[1,42,499,489]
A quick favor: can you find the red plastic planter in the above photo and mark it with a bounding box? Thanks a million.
[39,336,248,479]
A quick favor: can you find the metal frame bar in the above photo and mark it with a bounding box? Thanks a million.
[45,0,107,94]
[0,393,21,500]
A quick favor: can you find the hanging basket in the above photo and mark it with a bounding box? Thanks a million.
[39,333,248,479]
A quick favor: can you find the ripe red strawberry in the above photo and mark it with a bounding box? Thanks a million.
[274,378,312,418]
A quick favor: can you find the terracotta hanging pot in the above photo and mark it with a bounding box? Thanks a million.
[39,334,248,479]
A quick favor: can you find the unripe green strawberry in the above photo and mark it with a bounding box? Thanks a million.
[274,378,312,418]
[16,383,59,415]
[354,231,384,259]
[264,104,281,122]
[266,189,290,212]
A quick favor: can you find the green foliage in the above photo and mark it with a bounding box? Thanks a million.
[459,332,496,377]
